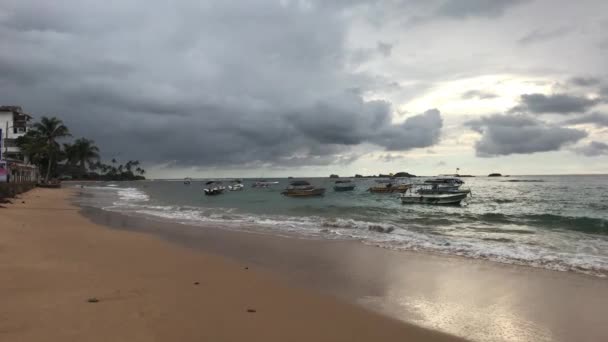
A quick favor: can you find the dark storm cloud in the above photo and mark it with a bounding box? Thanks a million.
[518,26,573,45]
[569,76,602,87]
[0,0,443,168]
[466,114,587,157]
[563,112,608,127]
[435,0,528,18]
[511,93,600,114]
[461,90,498,100]
[574,141,608,157]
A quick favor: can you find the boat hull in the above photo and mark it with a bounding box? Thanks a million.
[369,185,410,193]
[204,189,225,196]
[400,192,468,205]
[281,188,326,197]
[333,185,355,191]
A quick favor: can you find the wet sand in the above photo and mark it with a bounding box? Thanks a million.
[0,188,463,342]
[80,191,608,342]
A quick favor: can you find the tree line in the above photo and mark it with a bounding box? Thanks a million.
[16,117,146,182]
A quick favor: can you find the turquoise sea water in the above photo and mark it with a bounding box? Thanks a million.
[77,175,608,277]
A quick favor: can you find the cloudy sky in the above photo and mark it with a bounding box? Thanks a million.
[1,0,607,177]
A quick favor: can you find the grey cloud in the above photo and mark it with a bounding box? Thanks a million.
[563,112,608,127]
[377,154,405,163]
[289,101,443,150]
[436,0,529,18]
[569,76,602,87]
[0,0,444,169]
[518,26,573,45]
[574,141,608,157]
[466,114,587,157]
[512,93,600,114]
[462,90,498,100]
[370,109,443,150]
[376,41,393,57]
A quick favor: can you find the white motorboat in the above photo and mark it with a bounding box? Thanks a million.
[204,181,225,195]
[252,179,279,188]
[401,184,469,205]
[401,191,468,205]
[228,180,244,191]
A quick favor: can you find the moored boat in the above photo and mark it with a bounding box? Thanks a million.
[281,180,325,197]
[228,180,244,191]
[424,177,464,186]
[401,184,469,205]
[204,181,225,195]
[333,179,355,191]
[252,179,279,188]
[420,177,469,194]
[401,192,468,205]
[184,177,192,185]
[368,180,410,193]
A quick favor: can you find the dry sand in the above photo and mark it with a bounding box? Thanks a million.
[0,188,465,342]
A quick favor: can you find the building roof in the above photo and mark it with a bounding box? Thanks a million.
[0,106,32,119]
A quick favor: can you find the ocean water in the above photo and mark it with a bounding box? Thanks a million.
[76,175,608,277]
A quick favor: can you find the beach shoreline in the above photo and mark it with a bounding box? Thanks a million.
[3,187,608,342]
[75,186,608,342]
[0,187,465,342]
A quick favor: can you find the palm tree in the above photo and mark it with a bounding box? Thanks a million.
[31,117,71,183]
[67,138,100,177]
[16,130,47,166]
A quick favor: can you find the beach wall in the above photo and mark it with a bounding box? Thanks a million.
[0,182,36,199]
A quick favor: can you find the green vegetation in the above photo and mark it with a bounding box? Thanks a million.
[16,116,146,182]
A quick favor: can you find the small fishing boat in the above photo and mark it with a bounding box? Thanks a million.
[204,181,225,196]
[281,180,325,197]
[333,179,355,191]
[368,180,410,193]
[228,180,244,191]
[184,177,192,185]
[416,187,470,195]
[421,178,468,193]
[252,179,279,188]
[401,185,469,205]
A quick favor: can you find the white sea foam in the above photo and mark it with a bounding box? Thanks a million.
[116,188,150,203]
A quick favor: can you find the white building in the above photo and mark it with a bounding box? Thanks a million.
[0,105,32,162]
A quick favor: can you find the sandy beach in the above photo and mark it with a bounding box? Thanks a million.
[0,188,464,342]
[79,184,608,342]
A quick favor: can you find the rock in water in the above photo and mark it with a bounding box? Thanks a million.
[368,225,394,233]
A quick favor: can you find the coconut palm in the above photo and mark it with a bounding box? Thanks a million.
[65,138,100,177]
[15,130,47,166]
[31,117,71,183]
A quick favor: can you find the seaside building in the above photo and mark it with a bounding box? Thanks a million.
[0,106,38,183]
[0,105,32,162]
